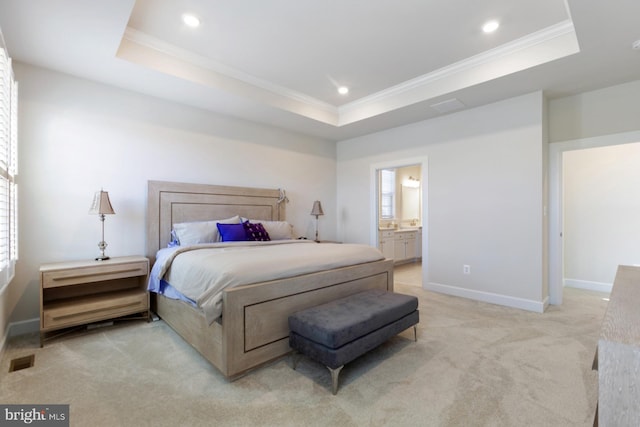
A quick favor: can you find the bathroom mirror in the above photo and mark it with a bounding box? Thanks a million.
[402,185,420,221]
[377,164,421,226]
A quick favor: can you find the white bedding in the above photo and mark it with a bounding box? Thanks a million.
[151,240,384,324]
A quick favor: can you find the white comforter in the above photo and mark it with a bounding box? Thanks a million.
[151,240,384,324]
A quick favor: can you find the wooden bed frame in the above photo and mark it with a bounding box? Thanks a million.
[146,180,394,379]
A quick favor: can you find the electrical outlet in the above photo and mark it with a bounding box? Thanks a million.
[463,265,471,275]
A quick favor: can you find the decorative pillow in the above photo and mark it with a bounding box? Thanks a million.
[242,218,293,240]
[243,221,271,241]
[217,222,248,242]
[173,215,240,245]
[261,220,294,240]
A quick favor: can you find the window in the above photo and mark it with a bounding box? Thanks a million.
[379,169,396,219]
[0,31,18,290]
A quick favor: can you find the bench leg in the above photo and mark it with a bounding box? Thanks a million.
[413,325,417,342]
[291,351,301,370]
[328,365,344,395]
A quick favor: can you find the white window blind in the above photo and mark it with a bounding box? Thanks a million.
[0,30,18,290]
[380,169,396,219]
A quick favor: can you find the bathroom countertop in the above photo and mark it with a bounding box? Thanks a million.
[379,226,422,232]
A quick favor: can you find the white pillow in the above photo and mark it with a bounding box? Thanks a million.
[246,219,293,240]
[173,215,241,245]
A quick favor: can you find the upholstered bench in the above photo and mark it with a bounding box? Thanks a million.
[288,289,419,394]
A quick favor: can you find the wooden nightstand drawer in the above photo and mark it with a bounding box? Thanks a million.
[42,260,148,289]
[42,289,148,330]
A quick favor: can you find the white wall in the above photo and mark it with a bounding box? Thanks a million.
[549,80,640,143]
[563,142,640,288]
[337,92,548,311]
[1,63,337,336]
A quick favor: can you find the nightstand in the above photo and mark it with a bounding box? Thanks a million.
[40,255,150,345]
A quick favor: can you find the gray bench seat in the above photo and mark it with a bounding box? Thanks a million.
[288,289,419,394]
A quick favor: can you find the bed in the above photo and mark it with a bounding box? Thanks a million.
[146,180,394,379]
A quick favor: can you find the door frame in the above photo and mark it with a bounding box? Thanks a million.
[548,130,640,305]
[370,156,429,286]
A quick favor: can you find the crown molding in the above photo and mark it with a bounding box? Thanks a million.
[122,27,338,115]
[338,20,578,122]
[120,19,578,128]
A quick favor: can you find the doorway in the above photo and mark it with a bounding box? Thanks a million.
[549,131,640,304]
[370,157,428,288]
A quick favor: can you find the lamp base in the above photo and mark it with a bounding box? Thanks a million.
[96,239,109,261]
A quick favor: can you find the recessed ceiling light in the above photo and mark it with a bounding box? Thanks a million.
[338,86,349,95]
[482,20,499,33]
[182,13,200,28]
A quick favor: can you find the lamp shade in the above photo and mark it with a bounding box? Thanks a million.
[310,200,324,217]
[89,190,115,215]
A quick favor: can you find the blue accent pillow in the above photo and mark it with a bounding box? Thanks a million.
[217,222,248,242]
[243,221,271,241]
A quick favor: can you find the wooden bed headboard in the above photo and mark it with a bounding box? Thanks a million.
[146,180,287,262]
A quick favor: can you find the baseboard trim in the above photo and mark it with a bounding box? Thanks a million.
[8,317,40,337]
[0,318,39,361]
[426,282,548,313]
[0,323,8,360]
[564,278,612,293]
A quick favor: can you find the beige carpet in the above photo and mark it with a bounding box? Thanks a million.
[1,274,606,426]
